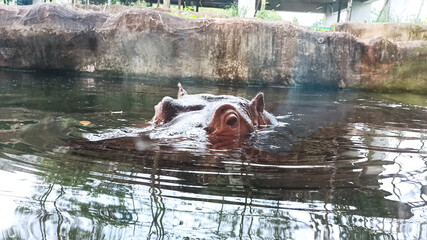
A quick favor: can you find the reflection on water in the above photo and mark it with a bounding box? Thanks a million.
[0,71,426,239]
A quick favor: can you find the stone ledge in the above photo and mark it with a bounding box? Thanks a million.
[0,3,426,92]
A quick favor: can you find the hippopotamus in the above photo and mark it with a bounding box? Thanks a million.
[150,83,277,145]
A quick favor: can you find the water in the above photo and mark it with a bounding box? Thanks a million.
[0,71,426,240]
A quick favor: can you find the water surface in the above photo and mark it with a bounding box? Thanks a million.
[0,71,426,239]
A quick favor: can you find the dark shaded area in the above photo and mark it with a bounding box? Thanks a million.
[16,0,32,5]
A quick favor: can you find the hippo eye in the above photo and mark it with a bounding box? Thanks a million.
[226,116,238,127]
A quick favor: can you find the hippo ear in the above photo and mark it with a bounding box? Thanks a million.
[250,92,265,113]
[177,83,187,99]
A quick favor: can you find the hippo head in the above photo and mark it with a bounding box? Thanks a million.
[151,83,276,145]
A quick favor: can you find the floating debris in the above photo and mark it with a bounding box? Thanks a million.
[110,111,123,114]
[79,121,91,126]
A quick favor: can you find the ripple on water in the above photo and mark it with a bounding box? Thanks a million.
[1,73,427,239]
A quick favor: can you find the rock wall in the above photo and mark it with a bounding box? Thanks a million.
[335,22,427,42]
[0,3,426,91]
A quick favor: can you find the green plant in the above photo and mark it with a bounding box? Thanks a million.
[178,5,203,19]
[370,7,380,22]
[183,5,194,12]
[292,17,299,25]
[225,3,239,17]
[255,10,281,21]
[405,14,426,24]
[181,12,198,18]
[131,0,149,7]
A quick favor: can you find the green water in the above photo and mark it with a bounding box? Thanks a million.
[0,71,426,239]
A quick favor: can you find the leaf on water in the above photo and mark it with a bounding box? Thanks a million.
[80,121,91,126]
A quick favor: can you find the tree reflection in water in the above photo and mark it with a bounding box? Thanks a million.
[1,119,426,239]
[148,151,166,240]
[1,141,425,239]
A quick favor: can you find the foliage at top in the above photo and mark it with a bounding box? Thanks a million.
[255,9,282,21]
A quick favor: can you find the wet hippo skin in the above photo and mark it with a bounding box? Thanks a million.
[151,83,277,145]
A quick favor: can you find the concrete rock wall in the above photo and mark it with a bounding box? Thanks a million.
[0,3,426,91]
[335,22,427,42]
